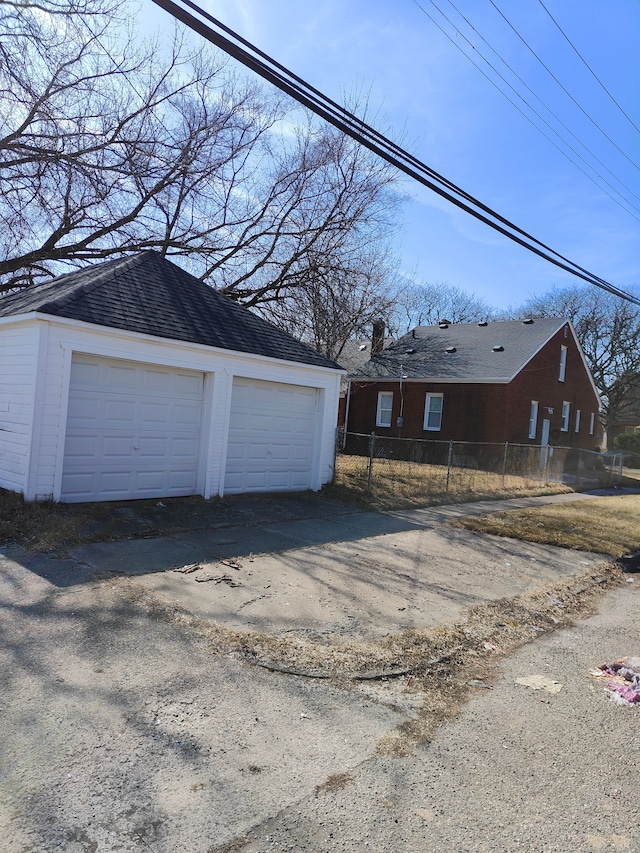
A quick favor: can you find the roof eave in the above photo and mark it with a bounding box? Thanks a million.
[12,312,345,375]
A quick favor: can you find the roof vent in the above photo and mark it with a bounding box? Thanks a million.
[358,343,367,351]
[439,318,451,325]
[492,345,504,352]
[438,322,449,329]
[445,346,457,354]
[477,320,488,327]
[522,318,534,325]
[405,348,416,354]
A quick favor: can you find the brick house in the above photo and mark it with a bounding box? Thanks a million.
[345,318,600,449]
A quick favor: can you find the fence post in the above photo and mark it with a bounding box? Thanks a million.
[366,431,376,497]
[445,439,453,492]
[501,442,509,488]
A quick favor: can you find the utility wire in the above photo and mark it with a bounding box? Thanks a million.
[537,0,640,137]
[412,0,640,221]
[488,0,640,173]
[149,0,640,306]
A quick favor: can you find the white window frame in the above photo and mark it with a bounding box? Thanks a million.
[561,401,570,432]
[376,391,393,428]
[528,401,538,439]
[575,409,581,433]
[589,413,595,435]
[424,393,444,431]
[559,345,567,382]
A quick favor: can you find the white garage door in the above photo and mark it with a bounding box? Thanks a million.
[61,354,204,502]
[224,377,318,494]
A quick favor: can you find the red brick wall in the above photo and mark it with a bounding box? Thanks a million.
[345,324,600,449]
[346,380,508,442]
[506,324,600,449]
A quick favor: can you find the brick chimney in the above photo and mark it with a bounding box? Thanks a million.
[372,319,385,355]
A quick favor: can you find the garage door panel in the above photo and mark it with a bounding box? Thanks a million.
[60,472,94,496]
[174,403,202,427]
[100,471,132,493]
[138,436,167,457]
[167,470,197,489]
[140,402,172,425]
[224,377,317,495]
[105,399,136,424]
[142,368,173,391]
[63,435,98,459]
[62,355,204,502]
[135,470,163,489]
[71,360,102,385]
[170,436,199,458]
[174,373,203,395]
[102,436,134,457]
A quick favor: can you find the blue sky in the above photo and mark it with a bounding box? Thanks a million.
[147,0,640,311]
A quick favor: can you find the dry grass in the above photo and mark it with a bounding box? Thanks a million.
[451,494,640,558]
[0,489,223,552]
[326,455,571,511]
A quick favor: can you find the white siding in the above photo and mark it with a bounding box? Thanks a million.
[6,315,342,501]
[0,323,39,494]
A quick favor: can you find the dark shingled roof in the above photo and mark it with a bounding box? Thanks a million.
[0,251,341,371]
[351,318,567,382]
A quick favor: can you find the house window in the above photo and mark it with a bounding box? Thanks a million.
[528,401,538,439]
[559,345,567,382]
[589,413,595,435]
[376,391,393,427]
[424,393,443,431]
[561,401,570,432]
[575,409,581,433]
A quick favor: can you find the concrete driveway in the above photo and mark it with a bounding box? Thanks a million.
[62,490,613,638]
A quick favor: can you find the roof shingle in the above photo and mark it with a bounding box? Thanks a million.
[351,318,567,382]
[0,252,341,371]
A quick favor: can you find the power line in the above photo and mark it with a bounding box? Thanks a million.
[412,0,640,221]
[149,0,640,307]
[488,0,640,174]
[537,0,640,137]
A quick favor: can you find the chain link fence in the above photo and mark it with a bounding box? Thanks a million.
[334,431,623,505]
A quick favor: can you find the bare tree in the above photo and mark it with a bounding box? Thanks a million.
[0,0,402,306]
[391,281,494,333]
[261,247,401,361]
[512,285,640,442]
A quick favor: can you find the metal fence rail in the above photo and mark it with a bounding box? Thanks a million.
[335,431,622,502]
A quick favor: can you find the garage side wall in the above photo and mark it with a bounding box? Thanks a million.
[29,319,341,501]
[0,320,40,495]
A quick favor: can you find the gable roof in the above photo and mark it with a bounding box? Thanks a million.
[0,252,341,370]
[351,318,568,383]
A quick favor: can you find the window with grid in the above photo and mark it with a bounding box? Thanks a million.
[376,391,393,427]
[424,393,443,431]
[528,401,538,439]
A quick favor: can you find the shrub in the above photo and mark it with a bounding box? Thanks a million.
[613,432,640,454]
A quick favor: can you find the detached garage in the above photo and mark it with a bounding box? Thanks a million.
[0,252,342,502]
